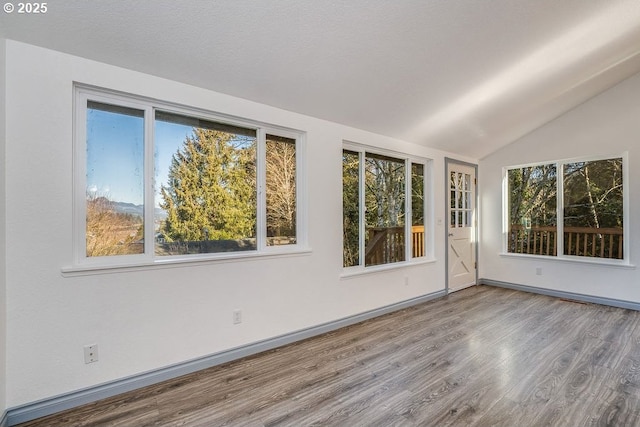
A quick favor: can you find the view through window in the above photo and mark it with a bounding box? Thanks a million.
[80,89,303,264]
[342,147,427,269]
[507,157,623,260]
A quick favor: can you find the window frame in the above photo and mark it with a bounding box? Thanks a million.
[70,85,307,272]
[342,141,433,274]
[502,152,630,266]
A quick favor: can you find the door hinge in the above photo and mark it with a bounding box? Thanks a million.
[474,262,477,269]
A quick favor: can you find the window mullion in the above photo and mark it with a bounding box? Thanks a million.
[405,158,411,261]
[257,128,267,251]
[145,107,156,260]
[557,162,564,258]
[359,150,365,267]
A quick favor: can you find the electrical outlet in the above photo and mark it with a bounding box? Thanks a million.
[233,309,242,324]
[84,344,99,364]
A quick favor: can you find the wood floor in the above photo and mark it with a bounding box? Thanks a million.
[17,285,640,426]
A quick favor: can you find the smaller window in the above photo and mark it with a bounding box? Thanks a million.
[411,163,425,258]
[342,150,361,268]
[342,144,429,270]
[563,158,623,259]
[507,164,557,256]
[266,135,297,246]
[86,101,145,257]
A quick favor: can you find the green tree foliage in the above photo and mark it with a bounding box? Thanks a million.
[364,154,405,229]
[508,159,623,258]
[342,150,360,267]
[508,164,557,227]
[564,158,623,229]
[412,163,425,226]
[160,129,256,242]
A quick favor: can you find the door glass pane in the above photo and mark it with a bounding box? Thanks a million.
[266,135,296,246]
[86,101,144,257]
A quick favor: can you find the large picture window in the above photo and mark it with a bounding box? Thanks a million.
[506,156,625,262]
[75,87,305,268]
[342,144,428,269]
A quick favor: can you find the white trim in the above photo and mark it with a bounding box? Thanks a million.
[498,251,635,269]
[340,258,437,279]
[62,247,313,277]
[5,290,445,426]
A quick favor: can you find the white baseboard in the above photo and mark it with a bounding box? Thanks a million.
[6,290,446,426]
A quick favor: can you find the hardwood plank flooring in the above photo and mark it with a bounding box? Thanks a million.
[17,285,640,426]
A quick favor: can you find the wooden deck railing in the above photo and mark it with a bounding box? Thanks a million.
[412,225,425,258]
[509,224,623,259]
[364,225,425,266]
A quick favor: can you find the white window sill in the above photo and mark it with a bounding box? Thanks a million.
[340,258,437,279]
[499,252,636,269]
[62,247,313,276]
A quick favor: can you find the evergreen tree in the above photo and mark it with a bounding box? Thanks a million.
[160,129,256,242]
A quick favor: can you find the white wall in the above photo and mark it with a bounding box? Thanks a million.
[0,37,8,418]
[3,40,473,408]
[479,71,640,302]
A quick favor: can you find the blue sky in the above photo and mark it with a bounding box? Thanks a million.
[86,107,194,208]
[86,107,145,205]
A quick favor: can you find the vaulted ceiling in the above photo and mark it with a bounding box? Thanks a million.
[2,0,640,158]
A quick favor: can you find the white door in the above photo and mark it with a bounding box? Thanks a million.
[447,163,477,292]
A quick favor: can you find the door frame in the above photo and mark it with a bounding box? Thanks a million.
[445,158,479,294]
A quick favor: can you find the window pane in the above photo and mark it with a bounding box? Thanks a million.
[411,163,425,258]
[563,158,623,259]
[154,111,257,255]
[507,164,557,255]
[86,101,144,257]
[364,154,405,266]
[342,150,360,267]
[266,135,296,246]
